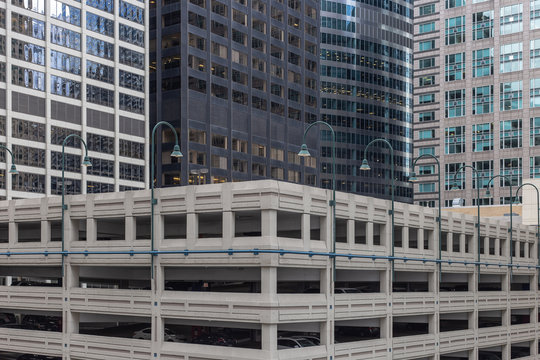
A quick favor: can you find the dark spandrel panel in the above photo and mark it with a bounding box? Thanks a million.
[119,116,145,137]
[87,108,114,132]
[0,89,5,109]
[12,91,45,117]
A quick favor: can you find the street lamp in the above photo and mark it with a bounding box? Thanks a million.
[410,154,442,280]
[61,134,92,277]
[298,121,336,281]
[451,165,481,275]
[361,138,395,280]
[150,121,183,279]
[0,144,18,175]
[514,183,540,272]
[485,175,514,272]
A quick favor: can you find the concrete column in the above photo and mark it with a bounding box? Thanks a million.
[418,228,425,251]
[428,271,436,293]
[402,226,409,249]
[86,218,96,245]
[495,237,500,256]
[125,216,136,242]
[41,219,49,245]
[301,213,310,249]
[502,272,509,292]
[366,222,374,246]
[460,233,466,254]
[347,219,354,246]
[261,209,277,238]
[222,211,234,249]
[261,324,277,351]
[8,221,16,246]
[261,267,277,295]
[186,213,198,248]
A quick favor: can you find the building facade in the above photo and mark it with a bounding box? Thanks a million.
[319,0,414,203]
[0,0,149,200]
[413,0,540,207]
[0,181,538,359]
[150,0,319,187]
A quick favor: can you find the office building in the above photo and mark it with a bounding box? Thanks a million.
[150,0,319,187]
[413,0,540,207]
[0,181,538,359]
[0,0,149,200]
[319,0,414,203]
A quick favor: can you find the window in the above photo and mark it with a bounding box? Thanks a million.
[446,0,464,8]
[445,89,465,118]
[445,126,465,154]
[419,111,435,122]
[445,16,465,45]
[473,160,494,189]
[119,47,144,69]
[119,70,144,92]
[119,162,145,182]
[472,123,493,152]
[12,13,45,40]
[419,76,435,87]
[500,158,522,187]
[500,81,522,111]
[87,36,114,60]
[531,155,540,179]
[500,42,523,73]
[531,39,540,68]
[473,48,493,77]
[445,163,465,190]
[119,23,144,47]
[531,78,540,107]
[13,145,45,168]
[50,25,81,51]
[419,4,435,15]
[500,4,523,35]
[119,0,144,25]
[500,119,522,149]
[50,75,81,99]
[119,93,144,114]
[532,0,540,29]
[419,129,435,139]
[87,12,114,37]
[419,165,435,175]
[419,22,435,34]
[86,84,114,107]
[11,65,45,91]
[418,57,435,69]
[473,11,493,40]
[86,60,114,84]
[472,86,493,115]
[419,147,435,155]
[88,133,114,155]
[87,0,113,13]
[11,39,44,65]
[419,40,435,51]
[530,117,540,146]
[445,53,465,81]
[119,139,144,159]
[12,118,45,142]
[51,1,80,26]
[419,93,435,104]
[419,183,436,193]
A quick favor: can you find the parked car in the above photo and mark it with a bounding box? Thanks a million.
[192,333,238,347]
[277,337,316,349]
[334,288,360,294]
[21,315,61,332]
[0,312,15,324]
[290,335,320,345]
[17,355,61,360]
[132,327,184,342]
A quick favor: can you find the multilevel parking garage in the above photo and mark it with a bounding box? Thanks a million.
[0,181,539,359]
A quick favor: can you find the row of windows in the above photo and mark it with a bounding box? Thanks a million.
[321,49,411,78]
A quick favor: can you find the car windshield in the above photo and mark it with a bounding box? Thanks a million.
[296,338,316,346]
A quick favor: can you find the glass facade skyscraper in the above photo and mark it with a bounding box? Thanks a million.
[319,0,414,203]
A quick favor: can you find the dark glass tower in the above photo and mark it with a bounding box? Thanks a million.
[150,0,320,187]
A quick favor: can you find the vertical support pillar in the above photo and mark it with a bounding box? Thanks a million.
[347,219,354,247]
[366,222,374,247]
[262,209,277,238]
[402,226,409,249]
[42,219,50,245]
[86,218,96,246]
[222,211,234,249]
[186,213,198,249]
[301,213,310,249]
[8,221,17,246]
[125,216,136,243]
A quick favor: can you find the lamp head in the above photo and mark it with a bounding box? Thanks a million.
[485,188,491,198]
[171,144,183,158]
[298,144,311,157]
[360,159,371,171]
[9,164,18,175]
[450,184,459,191]
[513,199,521,205]
[409,171,419,182]
[82,156,92,167]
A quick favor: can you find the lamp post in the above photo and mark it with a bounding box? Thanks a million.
[0,145,19,176]
[61,134,92,278]
[298,121,336,282]
[150,122,183,279]
[360,138,395,280]
[451,165,481,276]
[514,183,540,272]
[410,154,442,280]
[485,175,515,273]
